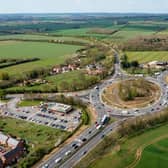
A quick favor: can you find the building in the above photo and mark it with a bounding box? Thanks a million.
[0,132,25,167]
[142,61,168,69]
[41,102,72,114]
[86,63,105,75]
[52,64,78,75]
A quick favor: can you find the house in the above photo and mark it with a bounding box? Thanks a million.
[52,66,62,74]
[0,132,25,167]
[51,64,79,75]
[22,79,47,87]
[86,63,104,75]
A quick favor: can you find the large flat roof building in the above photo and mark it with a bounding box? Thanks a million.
[48,103,72,113]
[42,102,72,113]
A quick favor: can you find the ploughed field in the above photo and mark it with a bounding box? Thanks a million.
[0,40,82,75]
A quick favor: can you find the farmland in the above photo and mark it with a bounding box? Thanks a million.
[87,124,168,168]
[50,25,127,38]
[136,138,168,168]
[0,41,82,75]
[109,23,162,43]
[126,51,168,63]
[50,22,168,41]
[0,34,89,43]
[1,13,168,168]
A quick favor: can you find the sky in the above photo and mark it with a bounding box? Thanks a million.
[0,0,168,14]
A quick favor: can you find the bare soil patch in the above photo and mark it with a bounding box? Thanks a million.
[102,79,161,109]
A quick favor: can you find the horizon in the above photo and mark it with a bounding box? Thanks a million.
[0,12,168,15]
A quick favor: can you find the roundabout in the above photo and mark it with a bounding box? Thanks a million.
[101,78,161,109]
[90,62,168,119]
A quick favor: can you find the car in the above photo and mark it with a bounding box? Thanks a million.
[82,150,87,155]
[42,164,49,168]
[88,130,92,134]
[94,86,99,90]
[101,134,105,138]
[65,150,71,156]
[74,145,79,149]
[82,138,87,142]
[96,124,102,130]
[55,157,62,163]
[71,143,76,147]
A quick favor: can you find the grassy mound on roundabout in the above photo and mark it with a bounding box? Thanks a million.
[102,78,161,109]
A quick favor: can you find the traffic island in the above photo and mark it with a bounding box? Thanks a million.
[101,78,161,109]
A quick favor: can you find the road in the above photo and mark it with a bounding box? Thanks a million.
[59,121,121,168]
[45,53,168,168]
[38,54,123,168]
[2,51,168,168]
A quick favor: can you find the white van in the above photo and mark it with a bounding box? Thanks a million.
[55,157,62,163]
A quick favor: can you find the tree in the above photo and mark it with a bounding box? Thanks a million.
[130,60,139,68]
[0,89,6,99]
[0,72,9,80]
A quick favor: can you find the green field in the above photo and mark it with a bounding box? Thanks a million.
[136,138,168,168]
[50,27,121,39]
[126,51,168,63]
[6,70,100,92]
[109,23,158,42]
[88,124,168,168]
[50,28,90,36]
[18,100,41,107]
[0,117,69,167]
[0,41,82,75]
[45,22,168,42]
[0,34,89,43]
[110,30,155,42]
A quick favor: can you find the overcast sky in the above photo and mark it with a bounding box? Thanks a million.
[0,0,167,13]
